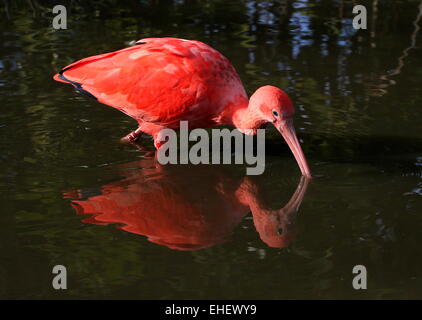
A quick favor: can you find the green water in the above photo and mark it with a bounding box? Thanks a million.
[0,0,421,299]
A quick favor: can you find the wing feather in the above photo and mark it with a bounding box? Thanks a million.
[54,38,246,127]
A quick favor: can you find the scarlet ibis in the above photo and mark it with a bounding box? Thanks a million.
[54,37,311,177]
[64,160,310,250]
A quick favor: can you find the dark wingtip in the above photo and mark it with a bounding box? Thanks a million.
[55,68,98,100]
[53,73,65,82]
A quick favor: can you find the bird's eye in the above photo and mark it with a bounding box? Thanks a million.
[272,110,279,118]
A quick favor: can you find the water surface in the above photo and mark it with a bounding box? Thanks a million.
[0,0,421,299]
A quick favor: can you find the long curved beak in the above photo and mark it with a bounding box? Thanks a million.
[276,118,312,178]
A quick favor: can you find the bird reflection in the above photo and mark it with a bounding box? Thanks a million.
[64,159,310,251]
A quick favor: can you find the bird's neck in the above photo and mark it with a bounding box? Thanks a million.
[235,177,268,213]
[229,101,265,133]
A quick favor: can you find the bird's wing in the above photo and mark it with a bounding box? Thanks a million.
[54,38,228,126]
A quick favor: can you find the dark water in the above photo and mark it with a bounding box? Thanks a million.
[1,0,422,299]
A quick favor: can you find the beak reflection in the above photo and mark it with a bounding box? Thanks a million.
[64,159,310,251]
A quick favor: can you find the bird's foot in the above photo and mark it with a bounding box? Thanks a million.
[120,128,143,143]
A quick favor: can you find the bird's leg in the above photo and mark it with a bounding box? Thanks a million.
[120,127,144,143]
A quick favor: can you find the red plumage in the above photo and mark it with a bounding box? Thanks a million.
[55,38,247,129]
[54,37,312,177]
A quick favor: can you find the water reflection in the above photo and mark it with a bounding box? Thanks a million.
[1,0,421,299]
[370,0,422,96]
[64,159,310,251]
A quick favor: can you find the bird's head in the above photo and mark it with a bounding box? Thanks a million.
[250,85,312,178]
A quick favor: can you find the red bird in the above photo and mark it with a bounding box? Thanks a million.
[64,160,310,250]
[54,37,311,177]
